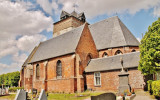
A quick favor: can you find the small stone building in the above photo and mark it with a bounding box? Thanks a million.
[19,11,144,93]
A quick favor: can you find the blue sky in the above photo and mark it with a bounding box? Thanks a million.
[0,0,160,74]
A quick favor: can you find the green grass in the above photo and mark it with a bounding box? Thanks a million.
[47,91,104,100]
[0,91,104,100]
[0,94,16,100]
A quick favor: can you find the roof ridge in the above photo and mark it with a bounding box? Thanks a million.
[89,16,118,27]
[118,19,140,45]
[42,24,85,44]
[116,17,128,46]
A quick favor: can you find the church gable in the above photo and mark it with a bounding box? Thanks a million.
[76,23,98,68]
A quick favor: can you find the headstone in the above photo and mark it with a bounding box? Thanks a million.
[0,88,2,95]
[15,89,27,100]
[2,88,5,95]
[6,87,9,94]
[91,93,116,100]
[38,89,47,100]
[32,88,37,95]
[118,72,130,94]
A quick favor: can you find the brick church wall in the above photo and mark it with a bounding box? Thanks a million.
[31,54,76,93]
[99,46,139,58]
[76,23,99,69]
[86,68,144,91]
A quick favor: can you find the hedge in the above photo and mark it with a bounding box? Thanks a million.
[147,80,160,97]
[147,80,153,94]
[9,87,24,92]
[152,80,160,97]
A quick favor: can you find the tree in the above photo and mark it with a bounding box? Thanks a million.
[0,71,20,87]
[138,18,160,75]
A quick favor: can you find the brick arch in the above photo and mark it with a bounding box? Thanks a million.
[131,49,136,52]
[114,50,123,55]
[36,64,40,79]
[102,52,108,57]
[56,60,62,78]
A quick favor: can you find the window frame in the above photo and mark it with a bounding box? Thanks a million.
[94,72,101,86]
[56,60,62,78]
[115,50,123,55]
[36,64,40,79]
[102,52,108,58]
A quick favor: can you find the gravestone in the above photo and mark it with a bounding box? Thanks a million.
[15,89,27,100]
[6,87,9,94]
[0,88,1,95]
[91,93,116,100]
[118,57,130,94]
[32,88,37,95]
[38,89,47,100]
[118,71,130,94]
[2,88,5,95]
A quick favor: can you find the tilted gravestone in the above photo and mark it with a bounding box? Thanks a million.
[15,89,27,100]
[38,89,47,100]
[91,93,116,100]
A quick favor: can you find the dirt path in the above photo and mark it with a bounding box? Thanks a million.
[134,90,156,100]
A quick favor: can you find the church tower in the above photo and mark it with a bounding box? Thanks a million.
[53,10,86,37]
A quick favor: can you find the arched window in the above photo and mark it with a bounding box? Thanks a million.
[56,60,62,78]
[36,64,40,79]
[87,54,92,65]
[131,49,136,52]
[102,52,108,58]
[115,50,123,55]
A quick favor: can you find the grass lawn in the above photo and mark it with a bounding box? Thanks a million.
[0,94,16,100]
[47,91,104,100]
[0,91,105,100]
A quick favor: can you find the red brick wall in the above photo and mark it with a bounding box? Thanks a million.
[128,68,144,89]
[76,23,99,69]
[86,68,144,91]
[31,54,76,93]
[99,46,139,58]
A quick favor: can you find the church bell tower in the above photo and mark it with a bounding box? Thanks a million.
[53,10,86,37]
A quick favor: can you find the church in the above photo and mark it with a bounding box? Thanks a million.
[19,10,144,93]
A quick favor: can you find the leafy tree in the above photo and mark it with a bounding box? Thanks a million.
[0,71,20,87]
[138,18,160,75]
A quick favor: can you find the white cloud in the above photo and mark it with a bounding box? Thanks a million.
[0,1,52,74]
[36,0,59,15]
[17,34,47,52]
[153,6,160,17]
[57,0,160,18]
[0,0,53,38]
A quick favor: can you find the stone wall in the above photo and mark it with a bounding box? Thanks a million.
[53,17,84,37]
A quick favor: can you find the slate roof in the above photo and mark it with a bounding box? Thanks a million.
[22,46,38,67]
[89,16,140,50]
[85,52,140,72]
[60,10,85,20]
[29,24,85,63]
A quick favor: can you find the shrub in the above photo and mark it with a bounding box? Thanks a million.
[152,80,160,97]
[147,80,153,94]
[9,87,24,92]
